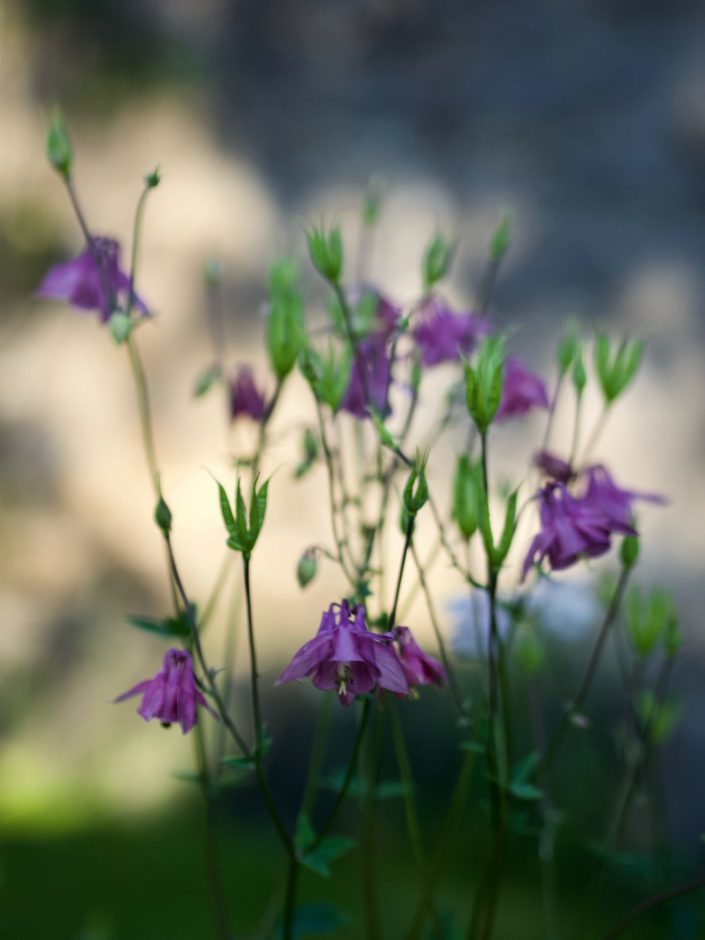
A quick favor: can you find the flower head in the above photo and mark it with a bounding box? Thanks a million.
[581,465,665,532]
[495,356,549,421]
[340,333,391,420]
[522,482,613,580]
[393,626,446,688]
[412,297,490,367]
[276,601,409,705]
[37,236,149,322]
[115,647,216,734]
[229,366,268,422]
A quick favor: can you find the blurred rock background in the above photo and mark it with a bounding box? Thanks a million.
[1,0,705,935]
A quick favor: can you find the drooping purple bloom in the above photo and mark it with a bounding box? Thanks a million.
[115,647,216,734]
[522,482,614,580]
[229,366,268,422]
[37,236,149,322]
[495,356,549,422]
[581,465,665,532]
[412,297,490,367]
[534,450,574,484]
[393,626,446,688]
[276,601,409,706]
[340,333,392,419]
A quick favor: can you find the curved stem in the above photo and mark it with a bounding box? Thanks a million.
[601,872,705,940]
[539,565,630,777]
[312,698,371,849]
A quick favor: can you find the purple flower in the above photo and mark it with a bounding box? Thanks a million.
[393,626,446,688]
[412,297,490,367]
[37,236,149,323]
[340,333,392,419]
[522,482,614,580]
[534,450,574,483]
[581,465,665,532]
[115,647,216,734]
[496,356,549,421]
[275,601,409,706]
[229,366,268,422]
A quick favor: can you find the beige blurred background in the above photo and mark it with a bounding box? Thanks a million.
[1,0,704,837]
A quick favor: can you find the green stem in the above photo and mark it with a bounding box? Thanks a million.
[539,565,630,776]
[409,540,466,715]
[193,723,232,940]
[406,752,476,940]
[389,516,414,630]
[300,695,334,821]
[600,872,705,940]
[362,707,384,940]
[242,557,295,859]
[312,699,371,849]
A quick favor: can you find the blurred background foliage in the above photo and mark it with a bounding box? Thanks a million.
[2,0,705,937]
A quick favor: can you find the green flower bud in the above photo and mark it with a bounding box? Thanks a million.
[452,455,483,539]
[154,496,172,535]
[620,535,640,569]
[556,325,579,375]
[307,226,344,285]
[109,311,133,345]
[627,587,674,659]
[362,175,385,228]
[572,349,587,397]
[663,610,682,658]
[216,475,270,559]
[403,452,430,516]
[46,110,72,180]
[144,166,161,189]
[489,211,510,263]
[267,289,305,379]
[464,336,506,432]
[296,549,318,588]
[422,233,455,291]
[594,334,644,404]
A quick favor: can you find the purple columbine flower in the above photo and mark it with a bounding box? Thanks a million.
[340,333,392,419]
[115,647,216,734]
[229,366,268,422]
[581,465,665,532]
[522,482,614,580]
[495,356,549,421]
[412,297,490,367]
[37,236,149,323]
[393,626,446,688]
[275,601,409,706]
[533,450,574,483]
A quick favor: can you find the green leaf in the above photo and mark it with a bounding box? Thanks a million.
[194,363,222,398]
[299,835,356,878]
[215,480,237,539]
[126,613,191,639]
[295,812,315,853]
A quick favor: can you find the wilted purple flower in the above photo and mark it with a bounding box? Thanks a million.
[534,450,574,483]
[522,482,614,580]
[229,366,268,422]
[115,647,216,734]
[412,297,490,367]
[276,601,409,705]
[37,236,149,322]
[496,356,549,421]
[340,333,391,419]
[581,465,665,532]
[393,626,446,688]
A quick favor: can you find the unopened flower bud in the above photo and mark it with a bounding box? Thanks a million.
[296,549,318,589]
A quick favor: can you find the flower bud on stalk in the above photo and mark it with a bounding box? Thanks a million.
[464,336,506,433]
[296,549,318,589]
[307,226,344,285]
[403,452,430,517]
[46,110,73,180]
